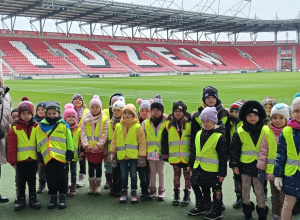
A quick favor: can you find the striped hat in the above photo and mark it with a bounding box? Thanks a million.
[229,100,245,111]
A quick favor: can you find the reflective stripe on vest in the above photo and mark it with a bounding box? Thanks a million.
[145,119,168,155]
[36,123,67,165]
[86,114,108,149]
[167,122,191,164]
[283,126,300,176]
[72,128,80,162]
[115,123,140,160]
[193,130,221,172]
[13,126,38,161]
[264,127,278,174]
[238,126,266,163]
[78,108,89,127]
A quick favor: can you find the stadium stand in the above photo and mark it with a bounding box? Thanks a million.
[1,63,11,75]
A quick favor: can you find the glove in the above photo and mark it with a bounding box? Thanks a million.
[161,154,169,162]
[275,177,283,191]
[137,156,146,167]
[110,153,117,167]
[257,169,265,184]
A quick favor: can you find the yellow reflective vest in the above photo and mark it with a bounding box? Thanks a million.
[13,125,38,162]
[145,118,168,155]
[72,128,80,162]
[238,126,266,163]
[166,122,191,164]
[193,130,221,172]
[283,126,300,176]
[115,123,140,160]
[86,114,108,149]
[108,121,113,152]
[78,108,89,127]
[230,120,243,139]
[264,127,277,174]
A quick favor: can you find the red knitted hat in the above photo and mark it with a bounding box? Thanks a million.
[18,97,34,116]
[229,100,246,112]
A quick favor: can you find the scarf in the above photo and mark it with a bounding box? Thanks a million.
[112,116,121,127]
[270,123,284,136]
[46,116,62,126]
[75,107,84,123]
[287,119,300,130]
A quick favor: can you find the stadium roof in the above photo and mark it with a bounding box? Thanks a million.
[0,0,300,33]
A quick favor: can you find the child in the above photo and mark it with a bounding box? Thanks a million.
[7,97,41,211]
[274,97,300,219]
[136,98,152,200]
[188,107,227,219]
[141,94,168,201]
[262,97,277,124]
[80,95,108,195]
[72,94,88,187]
[191,86,229,210]
[11,108,19,123]
[109,99,126,197]
[161,101,191,206]
[33,101,47,194]
[63,103,81,197]
[228,100,246,209]
[230,100,268,220]
[110,104,147,203]
[257,103,289,220]
[36,100,74,209]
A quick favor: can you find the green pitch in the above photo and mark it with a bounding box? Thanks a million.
[1,72,300,220]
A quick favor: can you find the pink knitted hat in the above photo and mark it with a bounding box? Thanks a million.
[89,95,102,110]
[63,103,77,120]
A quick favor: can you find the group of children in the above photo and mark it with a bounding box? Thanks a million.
[5,88,300,220]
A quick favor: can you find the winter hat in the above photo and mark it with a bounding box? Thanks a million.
[270,103,290,121]
[113,100,126,110]
[202,86,219,102]
[229,100,246,112]
[137,98,153,112]
[46,100,61,113]
[72,94,84,103]
[292,93,300,105]
[122,104,137,118]
[63,103,77,120]
[200,107,218,124]
[36,101,47,112]
[11,108,18,115]
[262,97,277,107]
[239,100,266,122]
[89,95,102,110]
[110,93,124,106]
[291,97,300,113]
[172,101,187,115]
[150,94,164,112]
[18,97,34,116]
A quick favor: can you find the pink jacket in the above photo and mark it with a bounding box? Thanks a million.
[257,124,284,181]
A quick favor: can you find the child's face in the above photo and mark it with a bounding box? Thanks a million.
[201,119,216,130]
[11,112,19,123]
[123,110,134,120]
[37,106,45,118]
[113,109,122,118]
[246,113,259,125]
[229,110,239,118]
[20,111,32,123]
[292,108,300,123]
[72,97,83,109]
[151,108,162,119]
[91,104,101,116]
[271,114,287,129]
[65,115,76,126]
[47,109,59,119]
[140,108,150,120]
[173,109,184,121]
[264,104,272,117]
[205,96,217,107]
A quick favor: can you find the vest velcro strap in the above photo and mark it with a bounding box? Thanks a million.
[117,146,126,151]
[108,140,111,144]
[88,136,98,141]
[38,138,48,149]
[267,159,276,165]
[147,141,161,147]
[241,151,259,156]
[17,146,36,152]
[126,144,138,150]
[286,158,300,167]
[169,140,189,146]
[196,156,219,165]
[49,147,66,156]
[49,136,66,144]
[169,152,190,158]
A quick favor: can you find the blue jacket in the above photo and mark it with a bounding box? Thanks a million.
[273,126,300,198]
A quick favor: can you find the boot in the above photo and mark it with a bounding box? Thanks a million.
[76,173,85,187]
[256,206,268,220]
[205,201,223,220]
[188,198,206,216]
[88,178,95,195]
[204,195,212,211]
[29,193,41,209]
[48,194,57,209]
[148,187,156,200]
[115,186,122,197]
[14,194,26,211]
[233,193,243,209]
[110,186,117,197]
[130,190,138,204]
[120,189,128,203]
[104,173,112,189]
[242,203,254,220]
[181,189,191,206]
[172,189,180,205]
[0,194,9,203]
[69,184,77,197]
[36,181,46,194]
[292,199,300,215]
[141,185,149,201]
[94,178,101,195]
[58,194,67,209]
[158,187,165,201]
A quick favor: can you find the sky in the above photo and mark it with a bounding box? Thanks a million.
[1,0,300,41]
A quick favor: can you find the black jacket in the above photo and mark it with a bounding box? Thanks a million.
[229,121,264,177]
